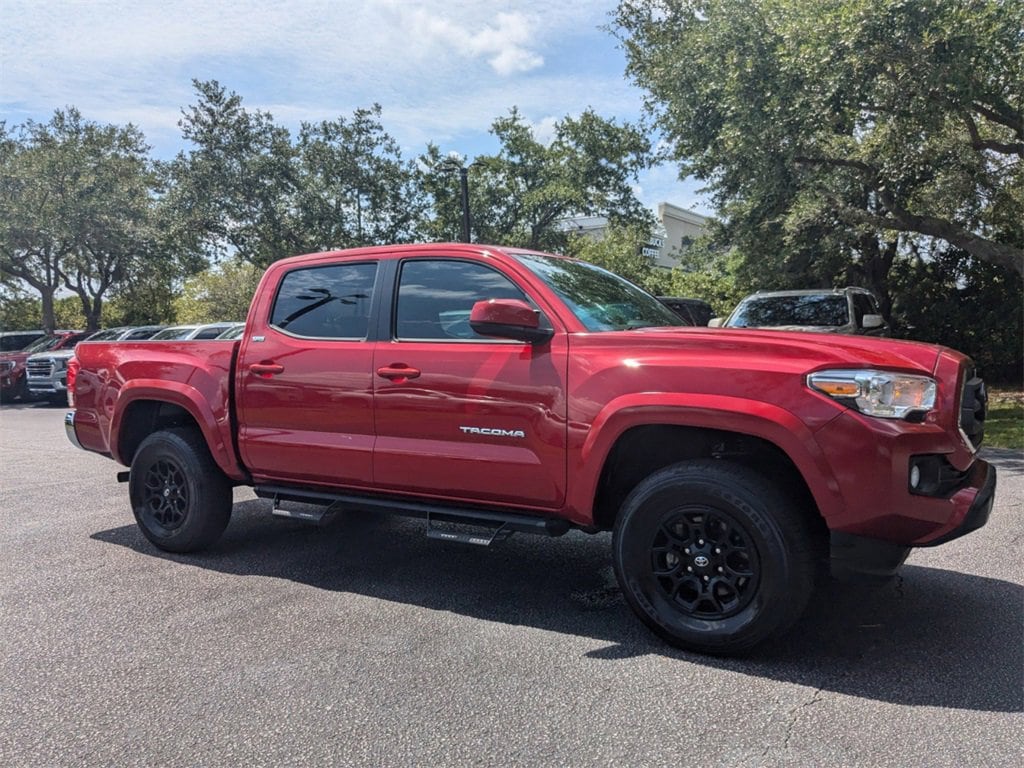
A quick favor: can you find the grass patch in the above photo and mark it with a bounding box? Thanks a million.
[985,389,1023,450]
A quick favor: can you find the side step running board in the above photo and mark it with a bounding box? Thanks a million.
[256,485,570,545]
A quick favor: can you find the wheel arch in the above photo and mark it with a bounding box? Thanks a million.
[111,384,246,482]
[573,395,843,536]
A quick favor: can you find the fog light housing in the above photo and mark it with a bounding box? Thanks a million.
[908,455,970,497]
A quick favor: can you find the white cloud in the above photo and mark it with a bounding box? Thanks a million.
[0,0,708,212]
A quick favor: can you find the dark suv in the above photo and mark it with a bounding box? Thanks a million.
[657,297,714,326]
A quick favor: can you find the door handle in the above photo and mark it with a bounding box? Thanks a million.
[376,364,421,381]
[249,362,285,376]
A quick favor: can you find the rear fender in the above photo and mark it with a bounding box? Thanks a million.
[111,380,245,482]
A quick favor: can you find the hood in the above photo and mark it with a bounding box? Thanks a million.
[581,326,943,375]
[28,349,77,361]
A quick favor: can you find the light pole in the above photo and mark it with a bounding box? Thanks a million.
[439,156,473,243]
[456,165,471,244]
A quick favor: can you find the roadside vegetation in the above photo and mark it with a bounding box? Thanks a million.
[986,390,1024,451]
[2,0,1020,386]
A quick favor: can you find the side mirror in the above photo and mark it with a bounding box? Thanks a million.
[470,299,553,344]
[861,314,886,330]
[707,317,725,328]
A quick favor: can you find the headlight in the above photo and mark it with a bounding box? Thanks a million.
[0,361,13,373]
[808,369,936,419]
[56,358,68,370]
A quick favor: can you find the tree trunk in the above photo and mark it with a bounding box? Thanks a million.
[40,289,56,333]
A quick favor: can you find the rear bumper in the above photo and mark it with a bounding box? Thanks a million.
[65,411,83,450]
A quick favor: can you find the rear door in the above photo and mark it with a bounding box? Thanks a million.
[236,258,379,488]
[372,256,568,510]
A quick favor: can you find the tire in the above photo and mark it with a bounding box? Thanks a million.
[129,428,232,553]
[1,375,28,404]
[612,459,815,655]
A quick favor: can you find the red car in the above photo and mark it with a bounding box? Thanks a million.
[66,244,994,654]
[0,331,88,402]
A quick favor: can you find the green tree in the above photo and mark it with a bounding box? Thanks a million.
[0,110,163,331]
[615,0,1024,278]
[170,80,301,267]
[891,245,1023,383]
[295,106,425,249]
[419,108,653,250]
[172,261,263,324]
[564,223,670,292]
[0,284,42,331]
[666,236,747,317]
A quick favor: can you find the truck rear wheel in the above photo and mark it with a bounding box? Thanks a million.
[612,460,815,655]
[129,428,232,553]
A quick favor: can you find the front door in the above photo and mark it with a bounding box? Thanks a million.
[372,257,568,510]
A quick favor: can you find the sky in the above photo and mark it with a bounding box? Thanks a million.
[1,0,710,215]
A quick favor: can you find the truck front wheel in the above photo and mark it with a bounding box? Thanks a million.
[129,428,232,553]
[612,460,815,655]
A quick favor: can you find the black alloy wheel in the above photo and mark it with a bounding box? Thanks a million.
[140,457,190,532]
[129,427,232,553]
[650,506,761,620]
[613,459,816,655]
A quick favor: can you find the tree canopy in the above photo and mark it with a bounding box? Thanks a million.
[0,109,164,331]
[615,0,1023,275]
[417,108,653,251]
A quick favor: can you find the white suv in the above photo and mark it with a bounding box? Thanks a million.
[713,287,888,335]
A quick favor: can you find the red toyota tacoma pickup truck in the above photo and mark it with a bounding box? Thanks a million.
[66,243,995,654]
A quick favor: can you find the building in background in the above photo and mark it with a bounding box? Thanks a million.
[561,202,709,269]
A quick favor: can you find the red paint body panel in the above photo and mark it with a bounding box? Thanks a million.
[68,243,991,548]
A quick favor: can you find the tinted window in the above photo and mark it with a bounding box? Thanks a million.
[151,327,196,340]
[395,260,527,341]
[271,263,377,339]
[516,253,682,331]
[193,327,221,339]
[122,327,163,340]
[23,335,61,353]
[60,332,93,348]
[730,295,849,327]
[0,333,44,352]
[851,293,877,325]
[86,329,124,341]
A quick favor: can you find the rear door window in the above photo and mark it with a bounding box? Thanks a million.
[271,262,378,339]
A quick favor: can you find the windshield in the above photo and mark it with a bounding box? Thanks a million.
[86,328,124,341]
[151,327,196,340]
[729,294,850,327]
[514,253,684,332]
[22,335,62,353]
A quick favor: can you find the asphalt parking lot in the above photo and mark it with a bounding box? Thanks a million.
[1,401,1021,767]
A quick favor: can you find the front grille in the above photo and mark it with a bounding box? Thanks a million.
[26,359,53,378]
[959,367,987,450]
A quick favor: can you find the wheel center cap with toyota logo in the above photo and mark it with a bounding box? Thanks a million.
[693,555,710,568]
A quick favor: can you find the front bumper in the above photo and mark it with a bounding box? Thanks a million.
[918,459,996,547]
[27,376,67,395]
[830,459,996,579]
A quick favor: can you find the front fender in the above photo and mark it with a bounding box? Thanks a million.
[568,392,844,526]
